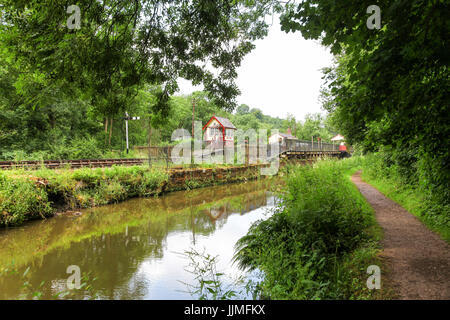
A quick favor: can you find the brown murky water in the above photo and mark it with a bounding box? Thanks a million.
[0,179,278,299]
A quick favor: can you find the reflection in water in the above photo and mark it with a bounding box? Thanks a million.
[0,179,278,299]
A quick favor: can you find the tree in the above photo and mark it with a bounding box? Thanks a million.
[236,104,250,115]
[0,0,274,118]
[250,108,264,121]
[278,0,449,203]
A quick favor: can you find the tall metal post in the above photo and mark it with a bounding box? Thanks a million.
[124,112,140,155]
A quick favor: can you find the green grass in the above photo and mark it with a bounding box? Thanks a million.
[0,163,265,227]
[0,166,169,227]
[0,172,53,226]
[325,153,450,243]
[234,159,388,299]
[353,152,450,243]
[360,169,450,243]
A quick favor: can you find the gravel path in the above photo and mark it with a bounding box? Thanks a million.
[351,171,450,299]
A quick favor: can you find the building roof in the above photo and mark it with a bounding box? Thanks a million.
[331,134,345,141]
[203,116,236,130]
[214,116,236,129]
[276,132,298,140]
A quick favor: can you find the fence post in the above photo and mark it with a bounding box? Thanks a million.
[148,146,152,168]
[165,146,169,170]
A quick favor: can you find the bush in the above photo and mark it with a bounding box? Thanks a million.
[285,163,373,253]
[1,150,28,161]
[69,137,105,160]
[0,173,53,226]
[234,160,378,299]
[1,166,169,226]
[94,180,126,205]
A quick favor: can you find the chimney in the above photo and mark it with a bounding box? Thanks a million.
[287,127,292,135]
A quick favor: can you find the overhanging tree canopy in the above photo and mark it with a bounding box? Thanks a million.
[0,0,274,116]
[276,0,449,202]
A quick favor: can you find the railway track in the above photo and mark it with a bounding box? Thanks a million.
[0,150,348,170]
[0,158,147,170]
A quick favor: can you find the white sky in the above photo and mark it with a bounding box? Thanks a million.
[177,17,334,122]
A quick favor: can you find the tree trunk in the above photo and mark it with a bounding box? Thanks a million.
[104,117,108,144]
[108,118,113,146]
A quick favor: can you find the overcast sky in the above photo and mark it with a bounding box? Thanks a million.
[178,17,334,122]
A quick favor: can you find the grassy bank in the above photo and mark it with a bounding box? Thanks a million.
[0,166,169,227]
[234,159,386,299]
[359,153,450,243]
[0,164,266,227]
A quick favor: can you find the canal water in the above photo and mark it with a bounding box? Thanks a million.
[0,179,279,299]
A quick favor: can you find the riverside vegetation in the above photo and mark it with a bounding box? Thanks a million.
[0,163,265,227]
[234,157,384,300]
[231,152,449,300]
[175,153,449,300]
[360,153,450,243]
[0,166,168,227]
[1,154,447,299]
[0,178,275,299]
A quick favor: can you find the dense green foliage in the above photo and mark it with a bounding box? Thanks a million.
[275,0,449,225]
[0,166,168,226]
[361,153,450,242]
[0,163,267,227]
[0,172,53,226]
[0,0,268,159]
[0,1,343,161]
[0,81,336,160]
[0,0,274,112]
[234,159,382,299]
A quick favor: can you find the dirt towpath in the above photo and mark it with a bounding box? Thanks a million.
[351,171,450,299]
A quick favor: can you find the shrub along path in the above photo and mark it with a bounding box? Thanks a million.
[351,171,450,299]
